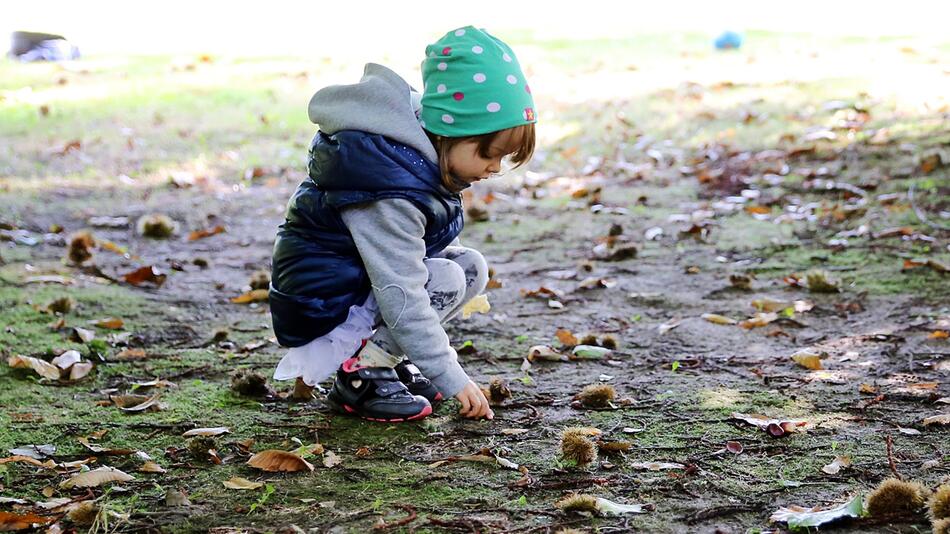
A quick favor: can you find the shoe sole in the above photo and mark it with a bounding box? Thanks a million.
[326,392,432,423]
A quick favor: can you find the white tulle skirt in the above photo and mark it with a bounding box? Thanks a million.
[272,294,379,387]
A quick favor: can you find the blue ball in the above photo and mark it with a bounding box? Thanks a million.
[714,31,743,50]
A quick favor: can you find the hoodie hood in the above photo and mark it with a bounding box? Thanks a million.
[308,63,438,164]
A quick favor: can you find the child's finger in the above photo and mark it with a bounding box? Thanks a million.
[458,394,472,416]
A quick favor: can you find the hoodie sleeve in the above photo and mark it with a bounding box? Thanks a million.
[339,198,471,397]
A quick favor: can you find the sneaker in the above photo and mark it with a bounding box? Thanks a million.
[326,357,432,422]
[394,359,443,405]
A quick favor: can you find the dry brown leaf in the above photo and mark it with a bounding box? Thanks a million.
[70,327,96,343]
[110,393,162,413]
[629,461,685,471]
[929,330,949,340]
[60,466,134,489]
[223,476,264,490]
[231,289,269,304]
[732,412,808,437]
[187,225,226,241]
[139,461,166,473]
[526,345,567,362]
[520,286,563,300]
[8,355,61,380]
[123,266,167,288]
[555,328,578,346]
[114,348,147,361]
[0,511,55,531]
[93,318,124,329]
[821,456,851,475]
[246,450,314,472]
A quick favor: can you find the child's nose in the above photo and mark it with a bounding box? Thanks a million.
[487,159,502,173]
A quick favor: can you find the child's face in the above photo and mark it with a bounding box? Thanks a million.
[445,129,517,185]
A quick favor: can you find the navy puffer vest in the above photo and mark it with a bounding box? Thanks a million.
[269,130,464,347]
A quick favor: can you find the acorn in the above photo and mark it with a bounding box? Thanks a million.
[930,484,950,520]
[866,478,930,517]
[574,384,616,408]
[136,214,178,238]
[67,231,95,264]
[555,493,599,514]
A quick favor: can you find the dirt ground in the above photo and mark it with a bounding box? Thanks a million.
[1,32,948,533]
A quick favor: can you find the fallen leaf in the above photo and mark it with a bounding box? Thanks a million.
[526,345,567,362]
[114,348,147,361]
[322,450,342,468]
[658,318,681,335]
[69,327,96,343]
[732,412,808,437]
[739,312,778,329]
[187,225,226,241]
[702,313,737,325]
[521,286,564,300]
[929,330,949,340]
[182,427,230,437]
[111,393,162,413]
[231,289,269,304]
[93,318,124,329]
[576,277,617,290]
[770,494,863,529]
[555,328,578,346]
[246,450,314,472]
[60,466,134,489]
[501,428,529,436]
[629,461,686,471]
[791,349,825,370]
[0,511,55,531]
[51,350,82,370]
[123,266,167,288]
[592,497,647,515]
[821,456,851,475]
[139,461,166,473]
[7,355,60,380]
[68,362,94,381]
[165,489,191,507]
[922,414,950,426]
[223,477,263,490]
[7,444,55,459]
[461,294,491,319]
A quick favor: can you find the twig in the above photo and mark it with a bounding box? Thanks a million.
[884,434,901,480]
[373,505,417,531]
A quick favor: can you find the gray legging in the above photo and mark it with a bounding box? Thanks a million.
[369,246,488,356]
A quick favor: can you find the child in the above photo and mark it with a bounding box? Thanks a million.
[269,26,536,422]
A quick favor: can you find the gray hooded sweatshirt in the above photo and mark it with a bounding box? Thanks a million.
[307,63,471,398]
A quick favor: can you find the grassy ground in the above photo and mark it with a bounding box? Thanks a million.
[1,31,948,533]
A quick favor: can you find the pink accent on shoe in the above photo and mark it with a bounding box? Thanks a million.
[341,356,364,373]
[342,404,356,413]
[434,392,443,401]
[407,404,433,420]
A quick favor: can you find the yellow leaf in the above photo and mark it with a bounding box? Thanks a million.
[791,350,824,370]
[231,289,269,304]
[555,328,578,346]
[461,293,490,319]
[702,313,737,325]
[93,317,124,329]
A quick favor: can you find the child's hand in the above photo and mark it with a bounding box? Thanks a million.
[455,380,494,420]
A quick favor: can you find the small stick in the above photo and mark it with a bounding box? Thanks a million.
[884,434,901,480]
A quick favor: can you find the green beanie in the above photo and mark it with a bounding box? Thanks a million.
[420,26,536,137]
